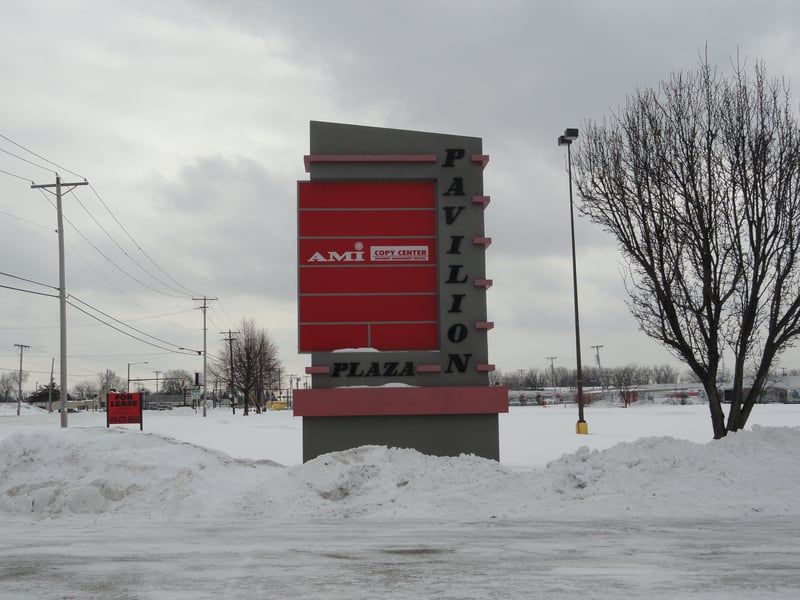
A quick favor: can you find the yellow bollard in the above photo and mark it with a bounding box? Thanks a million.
[576,421,589,435]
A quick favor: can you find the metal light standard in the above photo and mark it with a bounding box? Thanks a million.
[127,361,148,393]
[591,344,604,398]
[558,128,588,434]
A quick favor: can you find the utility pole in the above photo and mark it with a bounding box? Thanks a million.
[193,296,217,417]
[591,344,604,396]
[48,357,55,413]
[154,371,161,394]
[221,329,238,414]
[547,356,557,399]
[31,175,88,427]
[14,343,29,416]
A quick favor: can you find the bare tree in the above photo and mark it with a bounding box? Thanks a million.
[215,318,282,416]
[2,370,29,404]
[0,372,16,402]
[160,369,192,395]
[574,55,800,438]
[609,364,649,407]
[73,380,99,400]
[97,370,125,397]
[649,364,679,385]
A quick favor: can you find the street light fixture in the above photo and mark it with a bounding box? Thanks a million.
[127,361,148,393]
[558,127,588,435]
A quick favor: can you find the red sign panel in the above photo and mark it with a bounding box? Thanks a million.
[298,181,438,352]
[107,392,143,429]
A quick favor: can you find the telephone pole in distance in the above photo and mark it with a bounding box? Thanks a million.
[193,296,217,416]
[221,329,238,414]
[14,343,29,416]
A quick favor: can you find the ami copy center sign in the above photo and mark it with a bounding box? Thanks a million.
[298,180,439,352]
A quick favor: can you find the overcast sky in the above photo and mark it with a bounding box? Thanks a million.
[2,0,800,391]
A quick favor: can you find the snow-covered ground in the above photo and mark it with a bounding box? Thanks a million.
[2,401,799,599]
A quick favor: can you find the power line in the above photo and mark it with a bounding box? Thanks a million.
[0,132,84,179]
[0,166,34,184]
[66,299,200,355]
[2,133,201,302]
[64,237,145,308]
[0,147,57,174]
[215,299,236,329]
[0,207,55,231]
[124,308,197,322]
[0,283,58,298]
[0,271,58,290]
[36,188,186,298]
[69,294,199,352]
[88,183,201,297]
[69,188,191,297]
[2,132,195,300]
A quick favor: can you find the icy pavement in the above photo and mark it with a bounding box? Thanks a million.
[2,404,800,598]
[2,516,798,599]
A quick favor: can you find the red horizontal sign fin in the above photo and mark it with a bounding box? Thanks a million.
[299,294,437,324]
[299,265,438,294]
[298,181,436,209]
[304,155,438,173]
[293,386,509,416]
[299,210,435,237]
[299,324,369,353]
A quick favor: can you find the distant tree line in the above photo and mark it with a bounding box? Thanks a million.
[494,364,683,391]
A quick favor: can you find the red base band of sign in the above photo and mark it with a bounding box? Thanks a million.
[293,385,509,417]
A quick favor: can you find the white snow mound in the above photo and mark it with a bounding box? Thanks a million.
[1,425,798,521]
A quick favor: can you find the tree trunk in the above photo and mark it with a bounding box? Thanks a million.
[705,384,728,439]
[728,397,756,432]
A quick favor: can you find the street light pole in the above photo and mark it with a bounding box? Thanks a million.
[127,361,148,393]
[546,356,557,400]
[558,128,588,434]
[591,344,604,397]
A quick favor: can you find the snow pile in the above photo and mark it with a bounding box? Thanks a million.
[284,446,550,520]
[1,424,799,522]
[0,428,283,518]
[545,425,800,517]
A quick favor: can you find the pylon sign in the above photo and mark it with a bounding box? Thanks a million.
[294,122,507,461]
[106,392,143,430]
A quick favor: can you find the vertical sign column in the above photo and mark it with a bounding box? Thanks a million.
[438,148,493,380]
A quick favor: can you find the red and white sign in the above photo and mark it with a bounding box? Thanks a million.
[298,181,438,352]
[106,392,143,429]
